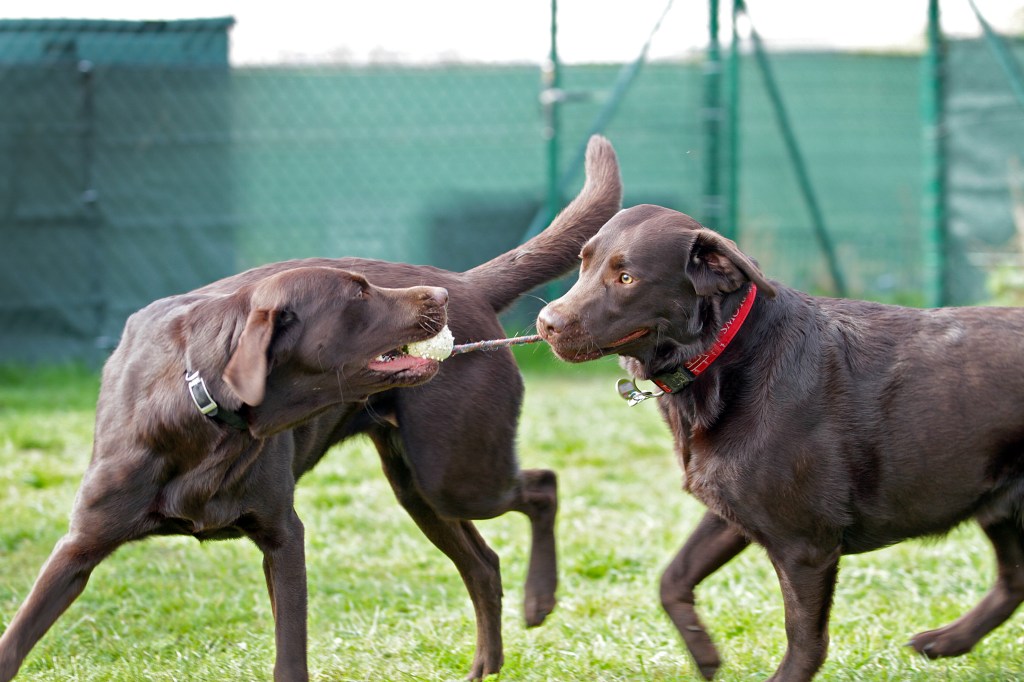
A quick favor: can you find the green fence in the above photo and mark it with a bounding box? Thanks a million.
[947,37,1024,304]
[0,13,1021,363]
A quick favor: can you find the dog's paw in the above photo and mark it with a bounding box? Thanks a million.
[691,645,720,680]
[696,660,719,680]
[908,626,975,659]
[523,593,556,627]
[465,650,504,680]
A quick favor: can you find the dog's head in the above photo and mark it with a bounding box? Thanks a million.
[182,266,447,434]
[537,204,775,377]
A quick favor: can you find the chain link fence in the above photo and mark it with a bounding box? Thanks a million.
[947,37,1024,304]
[0,9,1021,363]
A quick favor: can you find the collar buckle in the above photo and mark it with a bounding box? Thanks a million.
[650,366,696,394]
[616,378,664,407]
[185,370,249,431]
[186,370,220,416]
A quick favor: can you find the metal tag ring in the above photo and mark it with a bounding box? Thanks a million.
[615,377,664,406]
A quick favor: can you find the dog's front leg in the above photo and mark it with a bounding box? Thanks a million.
[766,543,841,682]
[660,511,749,680]
[252,509,308,682]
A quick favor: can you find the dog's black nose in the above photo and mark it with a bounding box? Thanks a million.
[537,305,566,338]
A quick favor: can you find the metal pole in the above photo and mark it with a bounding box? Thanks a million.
[922,0,947,306]
[725,0,742,240]
[968,0,1024,112]
[739,0,847,297]
[702,0,723,232]
[78,58,106,354]
[521,0,675,244]
[541,0,562,228]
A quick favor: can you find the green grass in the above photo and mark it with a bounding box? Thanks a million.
[1,356,1022,680]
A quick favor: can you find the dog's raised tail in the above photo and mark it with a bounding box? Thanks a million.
[464,135,622,313]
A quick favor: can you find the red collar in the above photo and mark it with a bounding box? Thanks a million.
[650,283,758,394]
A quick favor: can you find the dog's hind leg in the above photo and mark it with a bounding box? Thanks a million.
[0,530,120,681]
[371,430,504,681]
[510,468,558,628]
[910,517,1024,659]
[660,511,749,680]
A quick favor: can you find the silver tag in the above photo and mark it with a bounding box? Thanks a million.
[615,378,664,407]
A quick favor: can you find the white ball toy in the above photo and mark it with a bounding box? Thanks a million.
[405,325,455,361]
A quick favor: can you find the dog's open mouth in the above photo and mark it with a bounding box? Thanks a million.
[603,328,650,351]
[367,325,454,380]
[368,349,437,374]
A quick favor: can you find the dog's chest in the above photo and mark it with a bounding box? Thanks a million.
[676,429,744,519]
[665,399,767,530]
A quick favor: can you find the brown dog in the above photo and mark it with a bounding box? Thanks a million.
[538,203,1024,681]
[0,136,621,681]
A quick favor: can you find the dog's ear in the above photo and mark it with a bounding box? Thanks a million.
[686,229,777,298]
[222,308,280,406]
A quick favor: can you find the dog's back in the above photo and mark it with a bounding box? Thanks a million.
[785,294,1024,551]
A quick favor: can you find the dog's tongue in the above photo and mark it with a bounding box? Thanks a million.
[372,354,429,371]
[368,351,432,372]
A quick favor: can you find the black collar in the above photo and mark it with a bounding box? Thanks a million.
[185,370,249,431]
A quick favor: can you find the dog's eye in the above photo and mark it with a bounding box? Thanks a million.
[619,273,635,285]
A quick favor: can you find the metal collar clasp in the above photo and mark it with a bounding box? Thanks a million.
[615,377,664,407]
[186,370,220,416]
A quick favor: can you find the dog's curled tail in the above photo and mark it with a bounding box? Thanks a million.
[464,135,622,313]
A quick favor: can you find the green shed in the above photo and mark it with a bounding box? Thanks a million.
[0,17,235,363]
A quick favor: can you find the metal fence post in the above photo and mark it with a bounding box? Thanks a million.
[738,0,848,297]
[702,0,724,233]
[968,0,1024,112]
[726,0,742,239]
[922,0,948,307]
[541,0,562,228]
[78,58,107,355]
[520,0,675,245]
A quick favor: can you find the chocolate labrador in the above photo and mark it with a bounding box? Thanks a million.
[0,136,622,681]
[537,203,1024,681]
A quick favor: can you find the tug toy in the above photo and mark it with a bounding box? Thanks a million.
[451,334,543,356]
[404,326,543,361]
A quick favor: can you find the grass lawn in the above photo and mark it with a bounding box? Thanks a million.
[0,352,1021,681]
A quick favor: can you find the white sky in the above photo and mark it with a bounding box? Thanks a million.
[5,1,1023,65]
